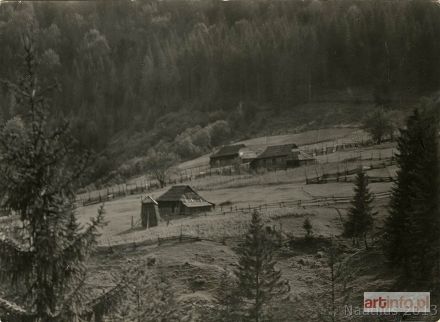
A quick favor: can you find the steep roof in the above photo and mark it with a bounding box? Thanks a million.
[240,148,257,161]
[210,144,246,159]
[298,150,314,161]
[141,195,158,205]
[157,185,213,207]
[181,200,213,208]
[254,143,298,159]
[157,185,193,202]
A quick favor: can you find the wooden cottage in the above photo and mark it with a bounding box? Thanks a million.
[209,144,246,168]
[157,185,214,216]
[250,144,315,170]
[240,148,257,164]
[140,196,161,228]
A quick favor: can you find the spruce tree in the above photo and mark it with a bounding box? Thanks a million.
[343,170,376,249]
[113,267,181,322]
[315,242,352,322]
[236,211,288,322]
[212,269,243,322]
[384,105,439,282]
[0,38,105,321]
[303,217,313,239]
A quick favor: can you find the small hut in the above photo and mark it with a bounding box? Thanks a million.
[140,196,161,228]
[157,185,215,216]
[250,144,315,170]
[209,144,246,168]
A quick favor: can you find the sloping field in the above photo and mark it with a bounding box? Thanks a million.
[77,133,396,250]
[78,127,374,204]
[80,136,400,321]
[78,176,392,247]
[177,127,367,171]
[89,219,396,321]
[239,127,366,149]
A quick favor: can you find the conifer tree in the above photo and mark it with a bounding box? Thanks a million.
[0,37,105,321]
[303,217,313,239]
[236,211,288,322]
[117,267,181,322]
[343,170,376,248]
[384,105,439,282]
[315,242,352,322]
[212,269,243,322]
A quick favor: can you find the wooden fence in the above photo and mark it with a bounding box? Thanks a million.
[100,189,391,251]
[306,158,396,184]
[76,157,395,208]
[76,140,395,208]
[215,191,391,216]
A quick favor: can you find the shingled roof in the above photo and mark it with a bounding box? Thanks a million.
[210,144,246,159]
[141,195,158,205]
[157,185,213,207]
[298,150,314,161]
[255,143,298,159]
[157,185,193,202]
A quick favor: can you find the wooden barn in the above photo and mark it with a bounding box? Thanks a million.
[157,185,215,216]
[140,196,161,228]
[209,144,246,168]
[250,143,315,170]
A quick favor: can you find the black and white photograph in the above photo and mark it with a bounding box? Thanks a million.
[0,0,439,321]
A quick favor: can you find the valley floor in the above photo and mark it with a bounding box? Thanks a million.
[75,134,433,321]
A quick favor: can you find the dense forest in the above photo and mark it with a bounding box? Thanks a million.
[1,0,439,183]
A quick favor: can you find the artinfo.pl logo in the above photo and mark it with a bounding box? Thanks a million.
[364,292,430,313]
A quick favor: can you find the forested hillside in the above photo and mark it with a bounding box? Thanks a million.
[0,0,439,183]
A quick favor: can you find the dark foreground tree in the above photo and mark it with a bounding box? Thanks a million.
[111,266,181,322]
[210,269,243,322]
[384,104,439,283]
[236,211,289,322]
[343,170,376,248]
[315,242,352,322]
[0,38,105,321]
[303,218,313,239]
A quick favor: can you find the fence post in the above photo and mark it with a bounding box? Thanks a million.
[344,161,348,181]
[279,222,283,246]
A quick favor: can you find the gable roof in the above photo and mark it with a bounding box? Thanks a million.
[157,185,193,202]
[240,148,257,161]
[254,143,298,160]
[157,185,213,207]
[181,199,213,208]
[141,195,158,205]
[298,150,314,161]
[210,144,246,159]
